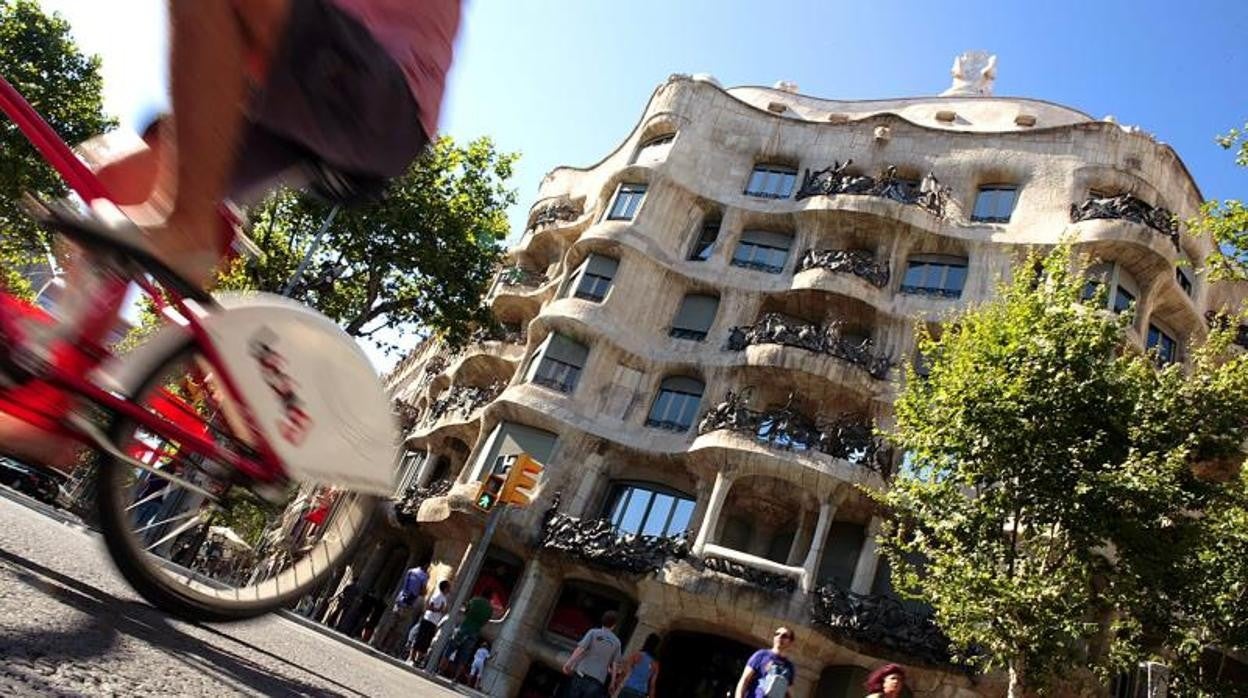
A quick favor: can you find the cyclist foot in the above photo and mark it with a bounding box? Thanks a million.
[0,412,81,473]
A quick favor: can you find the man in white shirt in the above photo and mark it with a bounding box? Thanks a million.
[407,579,449,665]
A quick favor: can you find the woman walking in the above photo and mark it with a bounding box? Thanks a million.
[864,663,907,698]
[614,633,661,698]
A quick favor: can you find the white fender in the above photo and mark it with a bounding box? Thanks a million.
[93,292,398,495]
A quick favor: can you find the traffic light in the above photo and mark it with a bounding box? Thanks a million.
[499,454,544,507]
[474,474,505,511]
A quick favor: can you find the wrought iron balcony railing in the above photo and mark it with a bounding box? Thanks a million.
[697,389,891,475]
[811,583,953,666]
[525,201,582,233]
[539,505,689,575]
[423,382,505,426]
[725,313,891,379]
[395,479,453,523]
[797,249,890,288]
[795,162,951,219]
[495,265,548,289]
[1069,193,1180,250]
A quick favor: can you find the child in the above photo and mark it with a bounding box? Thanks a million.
[468,639,491,689]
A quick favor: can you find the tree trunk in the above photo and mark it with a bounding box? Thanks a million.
[1008,657,1026,698]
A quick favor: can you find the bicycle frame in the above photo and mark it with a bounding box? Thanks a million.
[0,75,286,488]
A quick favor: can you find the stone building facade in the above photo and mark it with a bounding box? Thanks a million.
[316,56,1247,696]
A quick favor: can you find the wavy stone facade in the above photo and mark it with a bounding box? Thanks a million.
[318,65,1248,697]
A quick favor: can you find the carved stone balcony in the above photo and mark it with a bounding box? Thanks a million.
[726,313,892,379]
[795,162,950,218]
[797,249,890,288]
[423,382,505,426]
[468,322,527,346]
[525,201,582,233]
[1070,193,1180,250]
[697,390,892,475]
[702,544,801,593]
[395,479,453,523]
[539,508,689,574]
[496,265,548,289]
[811,583,952,666]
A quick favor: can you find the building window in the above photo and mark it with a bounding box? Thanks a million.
[632,133,675,165]
[607,183,647,220]
[527,334,588,393]
[669,293,719,341]
[645,376,704,432]
[568,254,619,302]
[1176,266,1194,298]
[394,448,426,496]
[469,422,559,482]
[546,583,635,643]
[604,483,696,538]
[689,218,721,261]
[744,164,797,199]
[899,255,968,298]
[732,230,793,274]
[1083,262,1138,320]
[1147,323,1178,365]
[971,185,1019,223]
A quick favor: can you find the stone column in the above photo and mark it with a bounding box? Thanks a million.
[414,445,438,487]
[800,501,837,591]
[692,470,733,556]
[785,506,813,566]
[567,450,606,518]
[850,516,883,595]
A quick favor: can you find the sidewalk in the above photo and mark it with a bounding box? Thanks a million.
[0,482,91,533]
[276,609,489,698]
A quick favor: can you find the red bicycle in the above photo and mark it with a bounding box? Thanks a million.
[0,76,398,621]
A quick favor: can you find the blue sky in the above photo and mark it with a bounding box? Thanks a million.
[35,0,1248,365]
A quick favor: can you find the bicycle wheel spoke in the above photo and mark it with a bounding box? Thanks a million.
[134,508,204,536]
[144,510,208,552]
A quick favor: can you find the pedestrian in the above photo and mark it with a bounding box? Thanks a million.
[467,639,491,689]
[614,633,661,698]
[561,610,623,698]
[408,579,450,665]
[358,592,385,643]
[440,594,495,682]
[733,626,797,698]
[329,577,362,631]
[864,663,907,698]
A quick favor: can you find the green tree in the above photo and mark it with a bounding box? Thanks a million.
[0,0,114,297]
[1192,125,1248,280]
[875,246,1248,696]
[218,136,516,349]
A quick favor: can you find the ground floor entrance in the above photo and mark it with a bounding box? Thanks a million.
[656,630,756,698]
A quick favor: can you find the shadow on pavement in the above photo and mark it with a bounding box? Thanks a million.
[0,547,369,697]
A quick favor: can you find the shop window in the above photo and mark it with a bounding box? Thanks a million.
[470,550,523,618]
[545,582,636,644]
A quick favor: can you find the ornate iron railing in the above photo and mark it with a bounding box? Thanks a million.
[725,314,891,379]
[811,583,952,666]
[795,162,951,218]
[697,390,892,475]
[1205,311,1248,350]
[395,479,453,522]
[526,201,582,232]
[703,556,797,593]
[393,399,420,432]
[539,506,689,574]
[1069,193,1180,250]
[797,249,890,288]
[496,265,548,289]
[423,382,505,426]
[468,322,526,346]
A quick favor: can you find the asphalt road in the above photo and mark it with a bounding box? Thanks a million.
[0,490,462,697]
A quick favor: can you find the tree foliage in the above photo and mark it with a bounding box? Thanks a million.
[0,0,114,297]
[1192,124,1248,281]
[217,136,516,349]
[875,246,1248,696]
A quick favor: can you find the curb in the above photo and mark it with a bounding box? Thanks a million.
[276,609,487,697]
[0,484,92,533]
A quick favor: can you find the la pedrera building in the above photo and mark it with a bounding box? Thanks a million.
[308,52,1248,696]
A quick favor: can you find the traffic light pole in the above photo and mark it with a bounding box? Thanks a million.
[423,503,506,673]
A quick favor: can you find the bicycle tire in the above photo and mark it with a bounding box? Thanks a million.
[96,341,378,622]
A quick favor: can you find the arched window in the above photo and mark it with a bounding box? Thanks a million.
[632,133,676,165]
[645,376,705,431]
[545,581,636,644]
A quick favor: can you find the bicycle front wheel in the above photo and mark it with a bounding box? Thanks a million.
[96,344,378,622]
